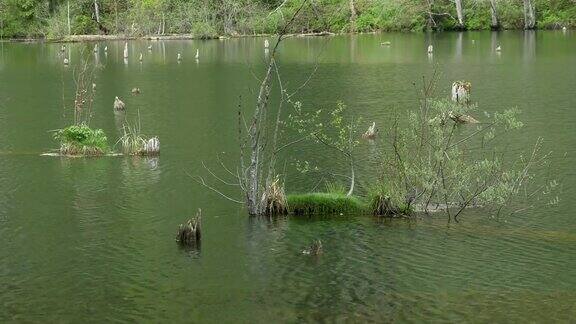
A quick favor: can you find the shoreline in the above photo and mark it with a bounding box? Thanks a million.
[2,28,570,44]
[3,31,338,43]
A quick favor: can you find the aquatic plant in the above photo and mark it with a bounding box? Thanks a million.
[262,175,288,216]
[370,74,557,222]
[287,193,366,216]
[118,120,160,156]
[53,124,108,156]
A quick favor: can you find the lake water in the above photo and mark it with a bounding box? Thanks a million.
[0,31,575,322]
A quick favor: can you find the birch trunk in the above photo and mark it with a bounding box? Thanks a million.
[523,0,536,30]
[489,0,500,29]
[67,1,71,35]
[349,0,357,32]
[94,0,100,24]
[455,0,465,29]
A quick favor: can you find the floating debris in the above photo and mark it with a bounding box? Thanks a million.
[176,209,202,247]
[63,57,69,65]
[114,96,125,111]
[380,41,391,46]
[92,83,97,91]
[177,53,182,61]
[147,45,152,51]
[427,44,434,54]
[131,88,140,95]
[496,45,501,52]
[60,44,66,53]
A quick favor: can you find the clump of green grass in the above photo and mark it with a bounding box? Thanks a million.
[287,193,366,216]
[53,124,108,156]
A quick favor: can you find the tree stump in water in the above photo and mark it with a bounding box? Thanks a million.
[143,137,160,155]
[451,81,471,104]
[302,239,323,256]
[176,209,202,247]
[450,81,479,124]
[362,122,378,139]
[114,96,125,111]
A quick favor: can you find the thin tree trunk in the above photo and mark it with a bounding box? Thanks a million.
[94,0,100,23]
[489,0,500,30]
[455,0,465,29]
[67,1,71,35]
[115,0,118,33]
[349,0,357,33]
[523,0,536,30]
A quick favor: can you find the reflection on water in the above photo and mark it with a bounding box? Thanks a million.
[0,31,575,322]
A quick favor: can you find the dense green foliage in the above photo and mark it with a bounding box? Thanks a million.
[0,0,574,38]
[53,124,109,155]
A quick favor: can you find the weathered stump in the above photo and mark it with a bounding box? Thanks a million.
[302,239,323,256]
[451,81,471,104]
[362,122,378,139]
[114,96,125,111]
[176,209,202,247]
[143,137,160,155]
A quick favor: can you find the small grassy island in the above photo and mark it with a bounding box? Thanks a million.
[53,124,109,156]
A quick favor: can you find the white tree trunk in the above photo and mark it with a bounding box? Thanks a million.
[489,0,499,29]
[455,0,465,28]
[349,0,357,32]
[523,0,536,29]
[67,1,71,35]
[94,0,100,23]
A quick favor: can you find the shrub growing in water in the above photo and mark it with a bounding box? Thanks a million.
[53,124,108,156]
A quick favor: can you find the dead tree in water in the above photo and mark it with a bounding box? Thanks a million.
[195,1,311,216]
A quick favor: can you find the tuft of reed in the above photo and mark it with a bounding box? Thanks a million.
[263,175,288,216]
[118,113,160,156]
[287,193,366,216]
[176,209,202,247]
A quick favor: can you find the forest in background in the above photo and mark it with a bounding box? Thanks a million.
[0,0,574,39]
